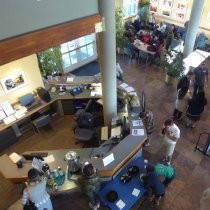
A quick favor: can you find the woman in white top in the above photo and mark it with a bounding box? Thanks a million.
[22,168,53,210]
[173,86,191,120]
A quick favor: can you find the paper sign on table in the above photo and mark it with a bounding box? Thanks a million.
[66,77,74,82]
[102,153,114,167]
[132,129,144,136]
[124,86,135,93]
[132,188,140,197]
[9,152,22,163]
[116,199,125,209]
[132,120,143,127]
[119,83,128,89]
[43,155,55,164]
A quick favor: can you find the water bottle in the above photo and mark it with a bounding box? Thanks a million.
[53,169,59,185]
[57,166,65,185]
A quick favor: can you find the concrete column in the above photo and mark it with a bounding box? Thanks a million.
[98,0,117,126]
[183,0,204,58]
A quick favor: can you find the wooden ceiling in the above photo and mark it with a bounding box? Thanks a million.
[0,14,101,66]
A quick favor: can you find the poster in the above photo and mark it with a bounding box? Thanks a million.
[175,1,188,21]
[1,71,27,94]
[161,0,173,16]
[150,0,159,13]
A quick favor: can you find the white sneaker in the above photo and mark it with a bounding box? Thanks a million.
[89,202,98,210]
[166,162,171,166]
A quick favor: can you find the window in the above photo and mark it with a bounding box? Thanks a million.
[60,34,97,73]
[123,0,139,18]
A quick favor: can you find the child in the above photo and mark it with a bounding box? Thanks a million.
[139,110,154,146]
[78,163,100,210]
[142,171,165,206]
[145,163,176,187]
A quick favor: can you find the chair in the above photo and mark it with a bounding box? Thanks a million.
[73,111,98,147]
[138,51,151,67]
[32,114,53,133]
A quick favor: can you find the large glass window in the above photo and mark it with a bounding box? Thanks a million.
[60,33,97,73]
[123,0,139,18]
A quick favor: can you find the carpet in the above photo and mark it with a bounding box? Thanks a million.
[71,60,100,76]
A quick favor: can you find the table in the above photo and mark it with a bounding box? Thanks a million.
[98,157,147,210]
[133,40,156,68]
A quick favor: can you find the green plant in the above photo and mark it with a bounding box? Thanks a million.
[137,1,150,24]
[160,51,185,78]
[37,46,63,76]
[115,7,128,50]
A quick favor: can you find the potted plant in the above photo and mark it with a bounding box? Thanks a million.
[37,46,63,77]
[115,7,129,54]
[160,51,185,85]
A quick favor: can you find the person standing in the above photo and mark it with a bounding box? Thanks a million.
[78,163,100,210]
[139,110,154,146]
[193,61,208,96]
[161,119,180,166]
[186,90,207,128]
[173,86,191,120]
[142,171,165,206]
[145,163,176,187]
[176,71,194,91]
[165,26,174,51]
[116,62,124,81]
[22,168,53,210]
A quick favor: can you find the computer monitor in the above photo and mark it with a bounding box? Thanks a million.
[19,93,35,107]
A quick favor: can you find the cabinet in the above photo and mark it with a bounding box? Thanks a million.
[0,127,18,151]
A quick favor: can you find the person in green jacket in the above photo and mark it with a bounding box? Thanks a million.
[145,163,176,187]
[78,162,101,210]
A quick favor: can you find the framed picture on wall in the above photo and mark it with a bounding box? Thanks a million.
[161,0,173,17]
[149,0,159,13]
[0,71,27,94]
[175,0,188,21]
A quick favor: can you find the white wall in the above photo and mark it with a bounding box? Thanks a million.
[0,0,98,40]
[0,55,44,104]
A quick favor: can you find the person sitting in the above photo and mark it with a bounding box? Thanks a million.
[22,168,53,210]
[133,15,142,33]
[141,32,152,44]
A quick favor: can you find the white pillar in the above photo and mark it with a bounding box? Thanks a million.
[98,0,117,126]
[183,0,205,58]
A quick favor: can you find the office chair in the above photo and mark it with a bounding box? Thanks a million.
[73,111,98,147]
[32,114,53,133]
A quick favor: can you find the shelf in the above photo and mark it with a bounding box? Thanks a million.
[48,75,101,86]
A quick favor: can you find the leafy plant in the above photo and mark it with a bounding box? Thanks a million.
[37,46,63,76]
[160,51,185,78]
[115,7,128,50]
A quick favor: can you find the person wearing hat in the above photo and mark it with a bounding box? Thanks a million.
[78,163,100,210]
[193,61,208,96]
[22,168,53,210]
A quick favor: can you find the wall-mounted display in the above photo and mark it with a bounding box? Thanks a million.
[161,0,173,17]
[175,0,188,21]
[1,71,27,94]
[149,0,159,13]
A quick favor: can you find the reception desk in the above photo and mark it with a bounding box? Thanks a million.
[0,109,146,188]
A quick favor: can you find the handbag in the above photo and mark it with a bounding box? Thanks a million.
[23,188,38,210]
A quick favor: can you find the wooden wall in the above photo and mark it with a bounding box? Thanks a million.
[0,15,101,66]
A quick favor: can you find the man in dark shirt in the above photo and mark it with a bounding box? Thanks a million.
[177,71,193,90]
[142,172,165,206]
[193,61,208,96]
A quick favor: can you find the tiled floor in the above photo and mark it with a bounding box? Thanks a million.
[4,56,210,210]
